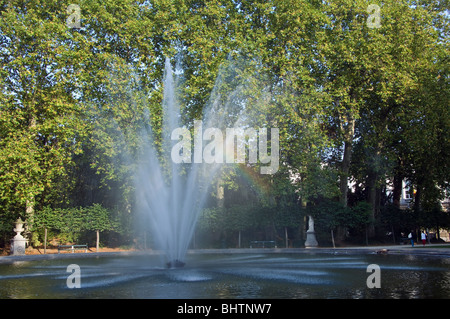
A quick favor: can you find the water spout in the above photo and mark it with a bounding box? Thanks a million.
[136,57,223,266]
[136,57,279,266]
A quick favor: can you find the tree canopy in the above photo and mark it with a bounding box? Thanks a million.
[0,0,448,248]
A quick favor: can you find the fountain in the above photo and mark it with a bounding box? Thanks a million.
[135,57,278,267]
[135,57,279,267]
[136,58,230,268]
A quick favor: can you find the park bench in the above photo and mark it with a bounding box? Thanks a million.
[250,240,277,248]
[57,244,88,253]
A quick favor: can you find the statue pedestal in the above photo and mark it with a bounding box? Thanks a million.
[304,231,318,248]
[11,237,27,255]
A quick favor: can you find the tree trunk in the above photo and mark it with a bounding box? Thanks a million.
[96,230,100,252]
[365,227,369,246]
[238,230,241,248]
[25,116,37,247]
[366,171,376,235]
[285,227,288,248]
[331,229,336,248]
[44,228,47,254]
[392,168,403,208]
[25,195,35,248]
[366,172,382,238]
[391,225,396,244]
[339,138,353,207]
[217,179,224,208]
[414,185,422,212]
[337,116,355,241]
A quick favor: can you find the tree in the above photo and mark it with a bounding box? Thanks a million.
[315,0,449,239]
[311,200,371,247]
[0,0,87,231]
[83,204,119,252]
[0,0,170,241]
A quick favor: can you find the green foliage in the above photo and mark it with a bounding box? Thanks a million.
[198,202,302,234]
[32,204,119,244]
[83,204,120,233]
[311,200,372,232]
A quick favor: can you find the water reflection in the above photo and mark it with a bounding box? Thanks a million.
[0,252,449,298]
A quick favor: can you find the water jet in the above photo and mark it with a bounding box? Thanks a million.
[136,58,225,267]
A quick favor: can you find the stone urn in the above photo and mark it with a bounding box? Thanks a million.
[10,218,27,255]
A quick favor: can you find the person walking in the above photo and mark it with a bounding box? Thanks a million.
[408,231,415,247]
[421,231,427,246]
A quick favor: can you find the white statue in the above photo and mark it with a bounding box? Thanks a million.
[305,215,318,247]
[307,215,315,232]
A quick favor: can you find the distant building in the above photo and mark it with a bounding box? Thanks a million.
[399,180,414,210]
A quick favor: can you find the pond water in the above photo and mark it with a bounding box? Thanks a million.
[0,251,449,299]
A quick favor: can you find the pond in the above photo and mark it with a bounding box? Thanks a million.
[0,250,449,299]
